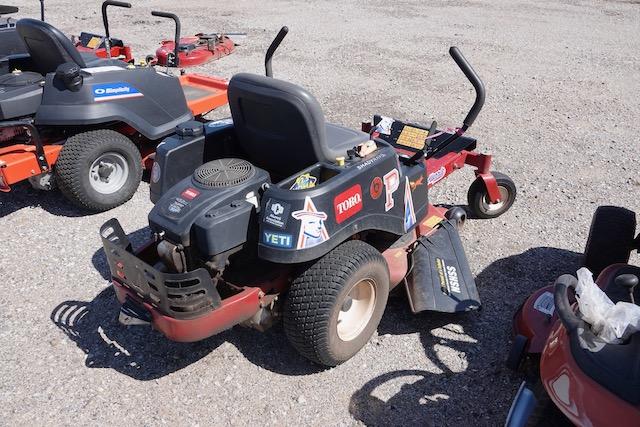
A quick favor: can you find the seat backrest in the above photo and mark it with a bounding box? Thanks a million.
[228,73,328,177]
[16,18,86,75]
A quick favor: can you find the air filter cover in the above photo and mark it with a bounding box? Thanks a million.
[193,158,255,188]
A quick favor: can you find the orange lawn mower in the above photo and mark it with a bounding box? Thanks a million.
[0,12,228,212]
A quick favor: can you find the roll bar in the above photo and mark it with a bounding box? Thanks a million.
[151,11,181,68]
[265,26,288,78]
[102,1,131,59]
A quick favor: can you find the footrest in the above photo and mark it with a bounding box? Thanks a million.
[405,220,480,313]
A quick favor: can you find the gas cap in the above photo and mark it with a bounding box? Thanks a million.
[176,121,204,138]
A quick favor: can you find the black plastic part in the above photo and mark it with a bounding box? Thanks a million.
[100,218,221,320]
[0,6,19,15]
[176,121,204,138]
[152,11,181,67]
[150,122,235,203]
[39,0,44,21]
[506,334,528,371]
[553,274,581,334]
[405,220,480,313]
[0,72,43,119]
[54,62,82,91]
[265,26,288,77]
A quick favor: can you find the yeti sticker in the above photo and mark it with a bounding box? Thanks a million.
[403,177,416,231]
[292,197,329,249]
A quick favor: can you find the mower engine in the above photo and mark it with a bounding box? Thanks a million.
[148,157,269,274]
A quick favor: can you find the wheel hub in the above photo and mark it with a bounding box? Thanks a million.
[480,186,510,214]
[89,152,129,195]
[337,278,376,342]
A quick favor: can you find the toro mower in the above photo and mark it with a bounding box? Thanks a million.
[148,11,243,68]
[0,12,228,211]
[73,1,134,63]
[505,206,640,426]
[100,27,516,366]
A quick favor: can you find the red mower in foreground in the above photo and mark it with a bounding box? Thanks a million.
[100,27,516,366]
[506,206,640,426]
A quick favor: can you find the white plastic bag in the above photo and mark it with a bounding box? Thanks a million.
[575,267,640,344]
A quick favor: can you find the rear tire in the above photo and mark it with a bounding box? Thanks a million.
[55,129,143,212]
[467,171,516,219]
[283,240,389,366]
[583,206,636,277]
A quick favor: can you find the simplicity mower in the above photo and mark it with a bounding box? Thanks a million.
[505,206,640,426]
[0,12,228,211]
[100,27,516,366]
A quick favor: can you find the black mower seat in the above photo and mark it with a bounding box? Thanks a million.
[16,18,125,75]
[228,73,369,177]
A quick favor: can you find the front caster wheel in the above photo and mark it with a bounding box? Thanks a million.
[467,171,516,219]
[283,240,389,366]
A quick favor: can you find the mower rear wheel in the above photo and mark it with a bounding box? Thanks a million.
[55,129,143,212]
[583,206,636,277]
[283,240,389,366]
[467,171,516,219]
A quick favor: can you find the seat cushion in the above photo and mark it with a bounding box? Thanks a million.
[324,123,370,159]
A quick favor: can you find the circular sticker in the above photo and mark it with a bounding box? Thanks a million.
[370,176,383,199]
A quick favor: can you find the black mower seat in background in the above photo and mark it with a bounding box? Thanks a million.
[16,18,124,75]
[228,73,369,178]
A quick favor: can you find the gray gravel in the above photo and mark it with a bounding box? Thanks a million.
[1,0,639,425]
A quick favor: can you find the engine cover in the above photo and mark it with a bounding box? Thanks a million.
[149,158,270,257]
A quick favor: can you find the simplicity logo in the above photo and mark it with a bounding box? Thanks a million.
[93,82,143,102]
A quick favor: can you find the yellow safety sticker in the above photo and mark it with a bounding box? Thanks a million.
[396,126,429,149]
[87,37,102,49]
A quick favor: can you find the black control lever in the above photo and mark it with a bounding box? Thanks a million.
[265,26,289,77]
[406,47,485,164]
[39,0,45,21]
[615,274,638,304]
[152,11,182,68]
[102,1,132,59]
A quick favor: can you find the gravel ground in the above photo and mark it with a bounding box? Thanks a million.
[1,0,639,425]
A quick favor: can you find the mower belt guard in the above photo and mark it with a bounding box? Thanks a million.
[100,219,221,320]
[406,220,480,313]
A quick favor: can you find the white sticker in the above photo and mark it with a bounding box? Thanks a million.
[533,291,555,316]
[377,116,394,135]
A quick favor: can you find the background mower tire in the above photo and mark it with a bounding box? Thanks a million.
[583,206,636,277]
[467,171,516,219]
[55,129,143,212]
[283,240,389,367]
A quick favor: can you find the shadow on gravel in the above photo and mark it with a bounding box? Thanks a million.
[349,246,581,426]
[0,182,88,218]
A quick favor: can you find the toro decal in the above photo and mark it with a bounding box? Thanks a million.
[93,82,143,102]
[334,184,363,224]
[292,197,329,249]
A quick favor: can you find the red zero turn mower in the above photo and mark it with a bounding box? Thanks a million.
[100,27,516,366]
[149,12,241,68]
[74,1,134,63]
[0,13,228,211]
[505,206,640,426]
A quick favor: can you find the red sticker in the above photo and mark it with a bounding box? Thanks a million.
[334,184,363,224]
[370,176,383,200]
[181,187,200,200]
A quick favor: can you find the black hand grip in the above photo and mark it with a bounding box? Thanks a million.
[554,274,582,335]
[101,0,131,58]
[152,11,182,67]
[265,26,289,77]
[449,47,485,129]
